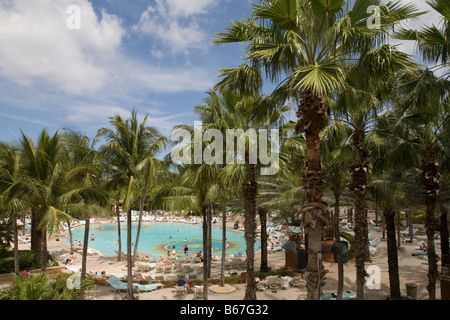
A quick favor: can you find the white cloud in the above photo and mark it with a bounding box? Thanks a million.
[0,0,125,95]
[133,0,216,56]
[64,104,131,123]
[126,61,214,93]
[0,0,229,141]
[163,0,216,18]
[62,101,194,137]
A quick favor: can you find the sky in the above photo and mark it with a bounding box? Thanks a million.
[0,0,443,146]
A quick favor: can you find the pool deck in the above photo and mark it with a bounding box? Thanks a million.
[6,219,444,300]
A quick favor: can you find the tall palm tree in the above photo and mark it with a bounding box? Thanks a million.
[196,89,287,300]
[369,174,407,300]
[330,44,420,298]
[321,119,352,299]
[438,116,450,268]
[0,142,26,275]
[394,69,450,299]
[98,109,165,300]
[396,0,450,296]
[10,130,72,269]
[256,120,307,272]
[132,143,167,264]
[214,0,423,299]
[61,129,111,288]
[165,161,222,300]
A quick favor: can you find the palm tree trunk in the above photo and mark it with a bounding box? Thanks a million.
[242,163,258,300]
[364,209,371,260]
[207,202,213,278]
[13,216,19,275]
[22,214,26,236]
[126,207,134,300]
[397,212,401,249]
[31,208,42,265]
[259,207,269,272]
[133,182,148,266]
[116,201,122,262]
[81,217,90,300]
[40,230,47,273]
[67,219,74,255]
[202,204,209,300]
[81,218,90,281]
[439,203,450,267]
[296,90,328,300]
[421,154,440,300]
[124,174,135,300]
[332,192,344,300]
[384,211,401,300]
[220,203,227,287]
[351,127,370,300]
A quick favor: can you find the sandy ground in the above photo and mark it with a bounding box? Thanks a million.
[4,221,446,301]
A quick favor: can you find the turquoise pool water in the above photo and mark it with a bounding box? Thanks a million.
[63,222,260,258]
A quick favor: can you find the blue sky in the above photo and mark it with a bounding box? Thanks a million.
[0,0,258,143]
[0,0,441,145]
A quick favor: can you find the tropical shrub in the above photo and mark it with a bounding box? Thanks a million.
[0,272,94,300]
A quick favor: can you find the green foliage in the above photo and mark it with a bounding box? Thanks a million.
[0,220,13,252]
[0,272,94,300]
[0,250,57,273]
[0,250,35,273]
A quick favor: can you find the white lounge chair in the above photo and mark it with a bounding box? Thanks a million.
[155,263,164,273]
[173,261,182,271]
[175,285,187,296]
[267,276,279,290]
[182,264,192,273]
[134,282,163,293]
[164,264,173,273]
[256,281,267,291]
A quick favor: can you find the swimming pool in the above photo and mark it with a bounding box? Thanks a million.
[63,222,261,258]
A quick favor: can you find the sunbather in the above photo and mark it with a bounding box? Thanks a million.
[417,240,427,250]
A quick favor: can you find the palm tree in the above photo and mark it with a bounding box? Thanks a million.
[9,130,74,270]
[321,120,352,299]
[165,161,222,300]
[0,142,25,275]
[196,89,287,300]
[132,140,167,264]
[393,70,450,299]
[396,0,450,296]
[98,109,165,300]
[61,129,111,290]
[214,0,423,299]
[369,174,407,300]
[330,43,421,298]
[438,117,450,268]
[108,187,125,261]
[256,120,307,272]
